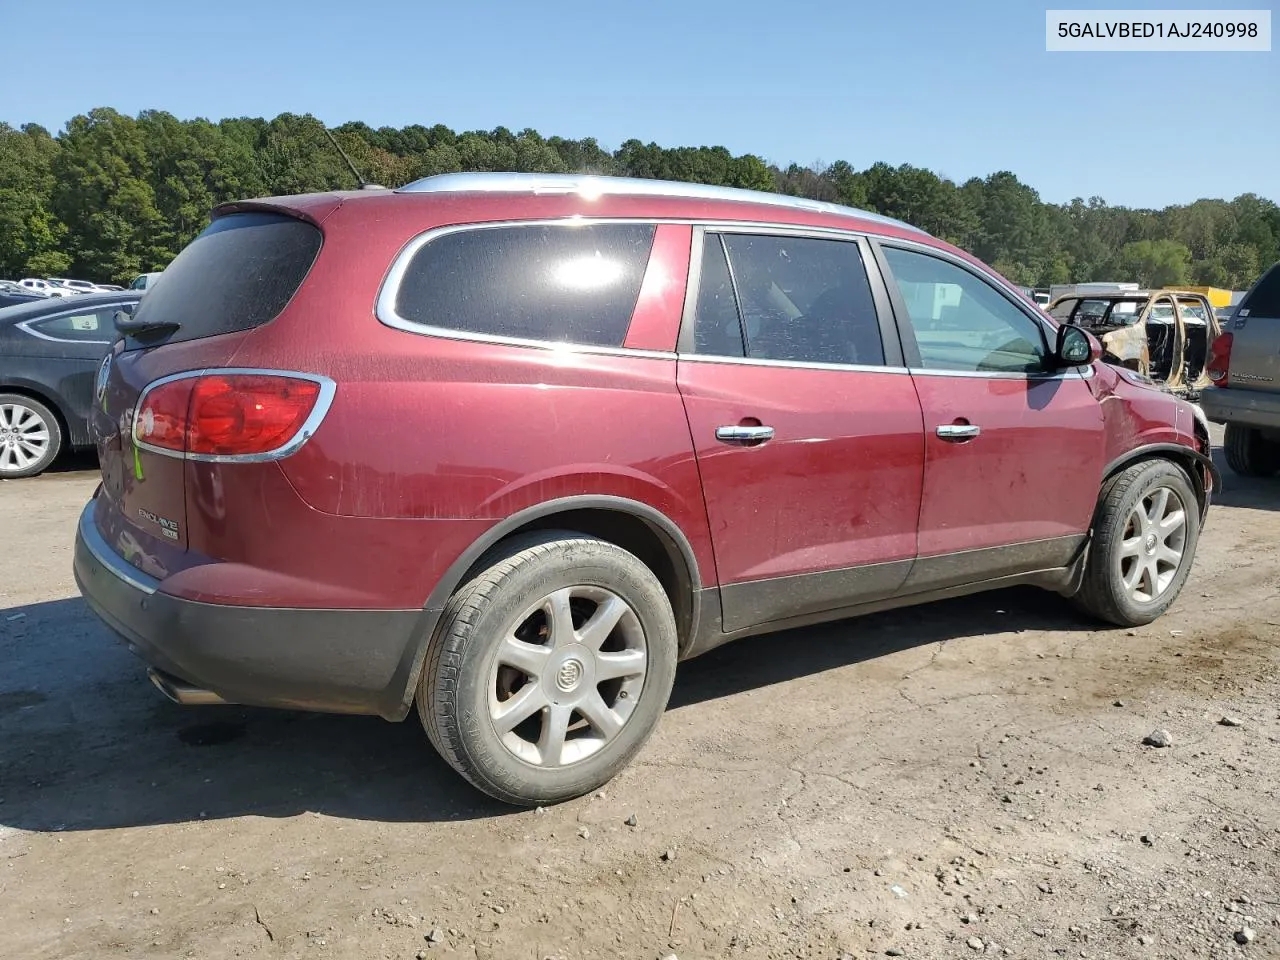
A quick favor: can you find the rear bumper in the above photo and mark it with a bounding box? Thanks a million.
[1200,385,1280,429]
[73,499,427,719]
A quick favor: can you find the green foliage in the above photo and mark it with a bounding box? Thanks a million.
[1112,239,1192,287]
[1,108,1276,289]
[0,123,65,277]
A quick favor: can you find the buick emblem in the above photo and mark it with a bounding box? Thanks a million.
[556,659,584,691]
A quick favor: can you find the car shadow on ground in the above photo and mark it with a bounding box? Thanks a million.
[668,584,1094,708]
[1210,446,1280,511]
[45,449,99,475]
[0,587,1095,834]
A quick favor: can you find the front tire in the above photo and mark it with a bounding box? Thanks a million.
[1223,423,1280,477]
[417,533,678,806]
[0,393,62,479]
[1073,460,1200,627]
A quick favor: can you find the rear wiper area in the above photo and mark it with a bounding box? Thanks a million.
[114,309,181,341]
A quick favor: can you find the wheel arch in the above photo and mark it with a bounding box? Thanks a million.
[1100,442,1218,524]
[382,496,707,721]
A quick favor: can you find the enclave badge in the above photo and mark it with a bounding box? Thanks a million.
[137,507,180,540]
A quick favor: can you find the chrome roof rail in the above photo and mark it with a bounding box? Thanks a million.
[396,172,927,234]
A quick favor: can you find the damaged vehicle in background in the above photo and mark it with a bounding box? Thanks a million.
[1200,261,1280,477]
[1047,290,1221,400]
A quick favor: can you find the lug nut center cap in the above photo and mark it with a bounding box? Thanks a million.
[1144,533,1158,554]
[556,658,584,692]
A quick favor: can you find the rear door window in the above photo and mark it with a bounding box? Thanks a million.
[681,232,885,366]
[684,235,746,356]
[391,223,656,347]
[126,212,322,346]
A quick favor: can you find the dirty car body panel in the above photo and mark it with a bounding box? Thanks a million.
[72,175,1212,728]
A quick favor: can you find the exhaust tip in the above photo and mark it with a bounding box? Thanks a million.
[147,668,230,706]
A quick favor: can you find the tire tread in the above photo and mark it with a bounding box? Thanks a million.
[417,534,676,806]
[1223,422,1280,477]
[1073,459,1199,627]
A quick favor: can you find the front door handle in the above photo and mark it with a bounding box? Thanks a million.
[716,424,775,445]
[936,423,981,441]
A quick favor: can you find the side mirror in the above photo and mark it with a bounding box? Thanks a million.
[1055,323,1101,367]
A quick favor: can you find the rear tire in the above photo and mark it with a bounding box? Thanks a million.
[1223,423,1280,477]
[1073,460,1200,627]
[417,533,678,806]
[0,393,62,479]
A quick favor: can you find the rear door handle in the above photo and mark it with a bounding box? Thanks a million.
[936,424,981,441]
[716,425,775,445]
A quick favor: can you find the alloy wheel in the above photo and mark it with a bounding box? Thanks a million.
[0,402,52,475]
[1116,485,1187,603]
[488,585,647,767]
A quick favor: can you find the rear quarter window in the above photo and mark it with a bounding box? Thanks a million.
[388,223,656,347]
[127,212,322,345]
[29,308,120,342]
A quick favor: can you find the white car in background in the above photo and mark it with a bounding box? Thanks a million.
[47,278,103,294]
[129,272,164,291]
[18,279,72,298]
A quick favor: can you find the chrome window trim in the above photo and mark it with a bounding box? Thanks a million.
[15,303,133,346]
[376,218,673,357]
[375,216,1090,379]
[17,318,113,346]
[677,352,1093,381]
[394,172,928,235]
[132,368,337,464]
[908,363,1095,382]
[678,353,911,376]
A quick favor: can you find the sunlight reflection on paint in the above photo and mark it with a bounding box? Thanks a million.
[576,179,605,201]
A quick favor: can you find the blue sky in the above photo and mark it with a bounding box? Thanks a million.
[1,0,1275,208]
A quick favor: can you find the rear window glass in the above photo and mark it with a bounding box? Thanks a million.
[128,212,322,345]
[1240,263,1280,318]
[392,223,655,347]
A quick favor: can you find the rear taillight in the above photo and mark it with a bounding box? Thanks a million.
[134,371,332,460]
[1206,332,1233,385]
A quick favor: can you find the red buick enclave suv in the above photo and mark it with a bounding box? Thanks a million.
[74,173,1218,805]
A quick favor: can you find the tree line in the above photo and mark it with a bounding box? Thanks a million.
[1,107,1276,290]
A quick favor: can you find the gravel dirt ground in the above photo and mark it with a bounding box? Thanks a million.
[2,429,1278,960]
